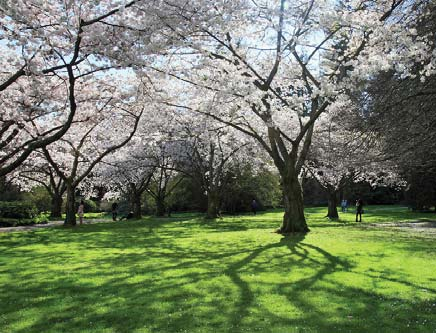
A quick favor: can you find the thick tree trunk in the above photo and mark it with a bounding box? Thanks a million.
[50,194,63,219]
[94,186,106,211]
[327,191,339,219]
[155,198,166,217]
[64,183,76,226]
[132,193,142,219]
[206,190,220,219]
[279,173,309,233]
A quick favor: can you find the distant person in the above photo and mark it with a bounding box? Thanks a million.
[341,199,348,213]
[251,199,258,215]
[355,198,363,222]
[120,211,134,221]
[77,200,85,225]
[112,202,118,221]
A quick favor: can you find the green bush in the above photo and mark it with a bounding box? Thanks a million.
[83,199,98,213]
[0,217,49,227]
[33,213,50,224]
[0,201,49,227]
[0,217,22,226]
[0,201,38,219]
[21,186,52,213]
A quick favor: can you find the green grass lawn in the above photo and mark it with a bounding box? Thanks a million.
[1,206,435,332]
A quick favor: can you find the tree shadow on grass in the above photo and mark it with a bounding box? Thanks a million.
[224,234,307,330]
[224,234,354,329]
[1,215,436,332]
[223,236,435,332]
[257,284,436,332]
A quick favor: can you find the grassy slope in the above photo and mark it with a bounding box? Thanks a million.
[0,206,435,333]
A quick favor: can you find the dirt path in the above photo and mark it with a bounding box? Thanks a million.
[367,220,436,233]
[0,218,113,233]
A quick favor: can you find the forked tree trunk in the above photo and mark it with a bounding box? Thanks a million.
[155,198,166,217]
[65,183,76,226]
[50,194,63,219]
[279,172,309,233]
[206,190,220,219]
[327,191,339,219]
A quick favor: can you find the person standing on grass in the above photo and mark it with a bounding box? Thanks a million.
[341,199,347,213]
[355,198,363,222]
[111,202,118,221]
[77,200,85,225]
[251,199,258,215]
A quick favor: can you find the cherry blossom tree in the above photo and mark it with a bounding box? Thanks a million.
[144,140,185,217]
[39,75,147,225]
[98,140,184,218]
[175,115,261,219]
[0,0,137,176]
[3,0,434,232]
[364,0,436,210]
[93,102,186,218]
[0,0,209,176]
[154,0,433,233]
[100,162,155,220]
[96,140,157,219]
[99,109,263,219]
[9,152,66,218]
[305,99,402,219]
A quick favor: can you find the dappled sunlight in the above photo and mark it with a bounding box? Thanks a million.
[1,209,436,332]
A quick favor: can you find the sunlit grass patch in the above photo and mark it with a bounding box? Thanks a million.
[1,206,435,332]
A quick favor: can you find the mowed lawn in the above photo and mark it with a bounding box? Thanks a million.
[0,207,435,333]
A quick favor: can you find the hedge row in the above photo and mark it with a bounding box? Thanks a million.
[0,201,48,227]
[0,216,49,227]
[0,201,38,219]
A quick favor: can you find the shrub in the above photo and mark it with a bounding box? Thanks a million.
[83,199,98,213]
[21,186,52,213]
[0,217,22,227]
[0,201,49,227]
[0,216,49,227]
[0,201,38,219]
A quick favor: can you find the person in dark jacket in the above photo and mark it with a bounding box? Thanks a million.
[111,202,118,221]
[251,199,258,215]
[355,199,363,222]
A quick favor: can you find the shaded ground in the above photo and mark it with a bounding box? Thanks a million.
[1,207,435,332]
[0,218,112,233]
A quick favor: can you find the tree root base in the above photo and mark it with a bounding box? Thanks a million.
[275,228,310,235]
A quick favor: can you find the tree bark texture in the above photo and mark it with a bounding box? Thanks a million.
[206,190,220,219]
[327,191,339,219]
[50,194,63,219]
[155,198,166,217]
[132,193,142,219]
[64,183,76,226]
[279,172,309,233]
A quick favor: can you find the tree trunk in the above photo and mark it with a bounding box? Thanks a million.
[132,193,142,219]
[327,191,339,219]
[94,186,106,211]
[279,173,309,233]
[155,198,166,217]
[64,183,76,226]
[50,194,63,219]
[206,190,220,219]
